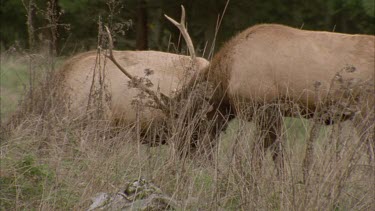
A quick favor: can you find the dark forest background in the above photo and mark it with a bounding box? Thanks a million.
[1,0,374,58]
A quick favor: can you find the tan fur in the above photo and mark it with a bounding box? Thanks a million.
[60,50,209,128]
[205,24,374,165]
[208,24,374,114]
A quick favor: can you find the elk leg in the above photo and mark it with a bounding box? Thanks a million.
[255,107,284,173]
[265,114,284,172]
[195,102,234,160]
[353,112,375,163]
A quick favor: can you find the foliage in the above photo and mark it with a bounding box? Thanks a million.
[0,0,28,49]
[1,0,373,54]
[362,0,375,17]
[0,154,55,209]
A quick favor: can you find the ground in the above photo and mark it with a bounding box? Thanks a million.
[1,54,374,210]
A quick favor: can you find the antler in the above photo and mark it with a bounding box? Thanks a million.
[104,26,170,114]
[164,5,196,62]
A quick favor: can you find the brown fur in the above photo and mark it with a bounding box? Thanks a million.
[203,24,374,164]
[208,24,374,109]
[59,50,209,131]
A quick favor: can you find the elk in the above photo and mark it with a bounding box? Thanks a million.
[59,6,214,150]
[59,49,209,142]
[189,23,374,171]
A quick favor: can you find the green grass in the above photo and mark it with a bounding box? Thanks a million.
[0,58,29,121]
[0,154,55,209]
[1,56,65,122]
[0,61,29,92]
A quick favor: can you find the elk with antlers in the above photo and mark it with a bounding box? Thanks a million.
[59,6,209,145]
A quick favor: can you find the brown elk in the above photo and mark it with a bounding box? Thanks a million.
[190,24,374,169]
[58,6,211,150]
[60,50,209,142]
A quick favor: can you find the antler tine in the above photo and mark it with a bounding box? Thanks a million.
[164,5,196,62]
[104,26,133,80]
[104,26,170,114]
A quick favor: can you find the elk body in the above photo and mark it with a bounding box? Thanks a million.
[198,24,374,166]
[60,50,209,139]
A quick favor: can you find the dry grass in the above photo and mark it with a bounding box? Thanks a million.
[1,50,374,211]
[4,0,373,209]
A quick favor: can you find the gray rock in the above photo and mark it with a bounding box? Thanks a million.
[88,178,180,211]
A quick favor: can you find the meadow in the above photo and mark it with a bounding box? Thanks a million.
[1,51,374,210]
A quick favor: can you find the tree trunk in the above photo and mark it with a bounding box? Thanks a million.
[136,0,148,50]
[47,0,60,56]
[25,0,36,50]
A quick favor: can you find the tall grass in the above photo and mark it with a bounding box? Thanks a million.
[1,2,374,208]
[1,49,374,210]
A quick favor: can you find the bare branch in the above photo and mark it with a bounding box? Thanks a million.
[164,5,196,62]
[104,26,170,114]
